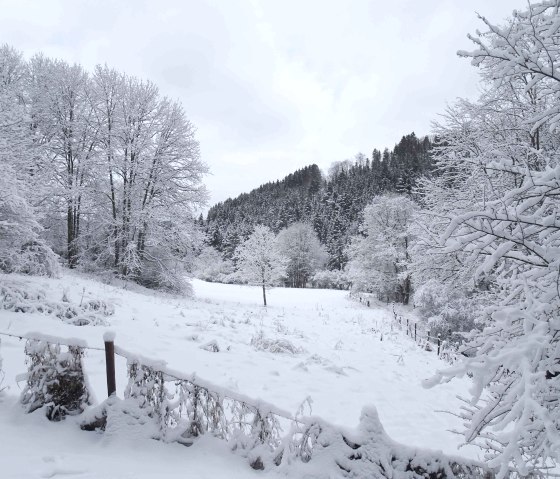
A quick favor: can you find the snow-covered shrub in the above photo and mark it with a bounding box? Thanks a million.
[1,241,60,278]
[199,340,220,352]
[250,330,304,355]
[20,340,90,420]
[135,248,193,295]
[124,360,168,434]
[311,269,350,290]
[193,246,234,283]
[414,279,481,340]
[229,402,282,470]
[124,357,282,459]
[0,279,113,325]
[0,168,60,278]
[125,360,229,443]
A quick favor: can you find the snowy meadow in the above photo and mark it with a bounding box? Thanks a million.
[0,272,478,478]
[2,1,560,477]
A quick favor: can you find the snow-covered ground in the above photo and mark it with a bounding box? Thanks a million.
[0,272,480,477]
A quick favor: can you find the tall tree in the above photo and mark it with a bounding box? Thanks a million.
[0,45,58,276]
[28,56,99,268]
[421,3,560,476]
[346,195,415,304]
[277,222,327,288]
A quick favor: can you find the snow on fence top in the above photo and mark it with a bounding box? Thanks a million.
[115,343,293,420]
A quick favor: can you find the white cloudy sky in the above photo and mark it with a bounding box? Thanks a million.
[1,0,524,206]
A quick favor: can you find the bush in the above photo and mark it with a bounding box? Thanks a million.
[193,246,234,283]
[135,253,193,295]
[0,240,60,278]
[250,331,304,354]
[0,279,113,326]
[414,279,481,340]
[311,270,350,290]
[20,339,91,420]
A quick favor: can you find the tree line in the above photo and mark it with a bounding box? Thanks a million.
[0,45,207,291]
[204,132,432,270]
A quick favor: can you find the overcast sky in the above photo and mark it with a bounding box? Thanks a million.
[1,0,525,207]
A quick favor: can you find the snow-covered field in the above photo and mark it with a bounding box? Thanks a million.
[0,272,479,478]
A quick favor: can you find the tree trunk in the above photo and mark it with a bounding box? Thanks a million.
[402,276,411,305]
[108,161,119,267]
[67,204,77,268]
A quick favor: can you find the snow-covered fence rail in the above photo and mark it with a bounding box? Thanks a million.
[353,293,461,364]
[390,305,462,364]
[0,330,501,478]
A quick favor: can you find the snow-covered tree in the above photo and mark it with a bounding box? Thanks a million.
[422,3,560,476]
[94,76,207,291]
[412,279,481,341]
[1,51,208,292]
[0,165,59,276]
[0,45,58,276]
[276,222,327,288]
[193,245,233,282]
[28,56,99,268]
[346,195,415,303]
[234,225,287,306]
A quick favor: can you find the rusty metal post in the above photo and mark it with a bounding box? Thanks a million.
[104,332,116,397]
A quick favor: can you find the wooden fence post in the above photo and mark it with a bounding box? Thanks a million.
[104,332,116,397]
[437,334,441,356]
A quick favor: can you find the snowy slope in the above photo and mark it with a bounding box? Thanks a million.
[0,272,482,477]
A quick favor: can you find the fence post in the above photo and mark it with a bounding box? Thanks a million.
[406,318,409,336]
[437,334,441,357]
[104,332,116,397]
[414,323,417,342]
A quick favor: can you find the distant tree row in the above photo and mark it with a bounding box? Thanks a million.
[195,222,327,293]
[0,45,207,291]
[204,133,432,270]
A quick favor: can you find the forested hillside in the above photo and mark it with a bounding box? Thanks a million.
[205,132,432,269]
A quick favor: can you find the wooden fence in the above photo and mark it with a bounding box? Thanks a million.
[0,330,502,478]
[355,294,461,363]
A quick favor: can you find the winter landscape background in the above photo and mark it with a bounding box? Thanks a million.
[2,0,560,478]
